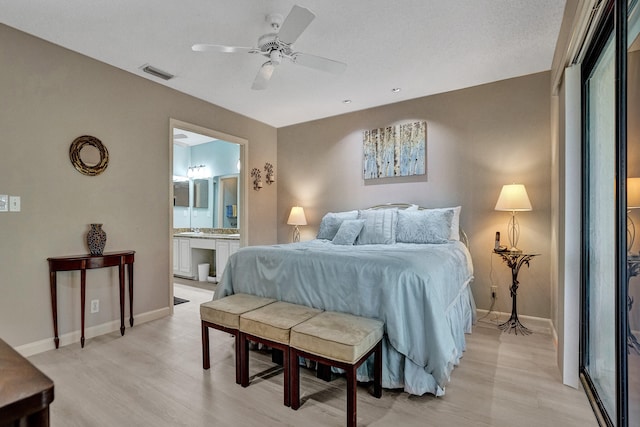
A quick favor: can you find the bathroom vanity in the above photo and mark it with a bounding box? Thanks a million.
[172,232,239,281]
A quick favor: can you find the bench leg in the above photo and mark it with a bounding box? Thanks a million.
[201,321,210,370]
[316,362,332,381]
[290,348,301,410]
[283,345,291,407]
[239,332,249,387]
[373,341,382,398]
[347,365,357,427]
[236,332,245,385]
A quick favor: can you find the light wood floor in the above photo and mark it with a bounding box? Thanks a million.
[27,283,598,427]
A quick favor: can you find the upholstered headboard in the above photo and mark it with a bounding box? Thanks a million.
[368,203,469,247]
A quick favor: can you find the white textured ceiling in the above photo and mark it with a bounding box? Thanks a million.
[0,0,566,128]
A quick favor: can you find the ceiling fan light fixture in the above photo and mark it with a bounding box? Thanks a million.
[140,64,174,81]
[192,4,346,90]
[270,50,283,65]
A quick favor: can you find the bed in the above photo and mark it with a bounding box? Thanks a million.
[214,204,475,396]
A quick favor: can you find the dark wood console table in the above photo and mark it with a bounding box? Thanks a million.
[0,338,54,426]
[47,250,135,348]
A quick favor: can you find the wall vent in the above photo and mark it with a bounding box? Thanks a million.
[140,64,174,81]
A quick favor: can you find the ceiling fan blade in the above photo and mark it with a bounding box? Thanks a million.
[192,44,253,54]
[252,62,275,90]
[277,5,315,45]
[292,53,347,74]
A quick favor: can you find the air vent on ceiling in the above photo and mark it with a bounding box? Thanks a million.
[140,64,174,81]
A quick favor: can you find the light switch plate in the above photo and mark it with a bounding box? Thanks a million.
[0,195,7,212]
[9,196,20,212]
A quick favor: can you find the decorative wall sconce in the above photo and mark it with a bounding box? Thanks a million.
[251,167,263,190]
[264,162,275,184]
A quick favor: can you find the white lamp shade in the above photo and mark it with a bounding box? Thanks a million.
[495,184,532,211]
[628,177,640,209]
[287,206,307,226]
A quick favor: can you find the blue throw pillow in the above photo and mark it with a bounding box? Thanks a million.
[317,210,358,240]
[332,219,366,245]
[396,209,453,244]
[356,208,398,245]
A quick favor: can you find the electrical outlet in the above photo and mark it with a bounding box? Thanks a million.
[491,286,498,300]
[90,299,99,313]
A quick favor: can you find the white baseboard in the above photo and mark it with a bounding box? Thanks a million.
[476,309,553,334]
[16,307,171,357]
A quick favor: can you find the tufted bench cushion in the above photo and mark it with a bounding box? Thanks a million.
[200,294,276,329]
[240,301,323,345]
[239,301,323,406]
[200,294,276,384]
[289,311,384,427]
[289,311,383,364]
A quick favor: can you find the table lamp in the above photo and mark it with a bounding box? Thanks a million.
[495,184,532,253]
[627,177,640,252]
[287,206,307,242]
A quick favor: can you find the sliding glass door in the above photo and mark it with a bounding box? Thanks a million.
[580,1,638,425]
[584,29,617,422]
[626,1,640,424]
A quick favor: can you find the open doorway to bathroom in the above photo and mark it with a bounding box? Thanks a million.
[169,119,247,309]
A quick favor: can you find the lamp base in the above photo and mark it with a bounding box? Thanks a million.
[292,225,300,243]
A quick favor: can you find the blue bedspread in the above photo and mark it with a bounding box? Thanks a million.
[215,239,475,396]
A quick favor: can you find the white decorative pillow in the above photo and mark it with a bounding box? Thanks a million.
[356,208,398,245]
[396,209,453,244]
[317,210,358,240]
[427,206,461,241]
[332,219,366,245]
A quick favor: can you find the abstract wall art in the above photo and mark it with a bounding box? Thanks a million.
[363,121,426,180]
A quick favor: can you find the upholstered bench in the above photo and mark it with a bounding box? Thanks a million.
[239,301,322,407]
[200,294,276,383]
[289,311,384,427]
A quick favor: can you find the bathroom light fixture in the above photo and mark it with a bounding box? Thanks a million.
[187,165,209,179]
[251,168,263,190]
[495,184,532,253]
[264,162,275,184]
[287,206,307,242]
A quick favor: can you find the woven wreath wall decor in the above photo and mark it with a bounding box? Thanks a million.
[69,135,109,176]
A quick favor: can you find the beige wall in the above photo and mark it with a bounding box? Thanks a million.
[0,24,277,349]
[277,72,553,318]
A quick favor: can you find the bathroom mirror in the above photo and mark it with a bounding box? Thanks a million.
[173,181,189,207]
[193,179,209,208]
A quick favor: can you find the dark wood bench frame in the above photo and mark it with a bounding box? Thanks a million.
[238,331,292,407]
[289,340,383,427]
[201,320,242,384]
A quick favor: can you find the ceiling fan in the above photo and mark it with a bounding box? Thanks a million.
[192,5,347,90]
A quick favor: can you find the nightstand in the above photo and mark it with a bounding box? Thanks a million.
[628,255,640,353]
[493,250,539,335]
